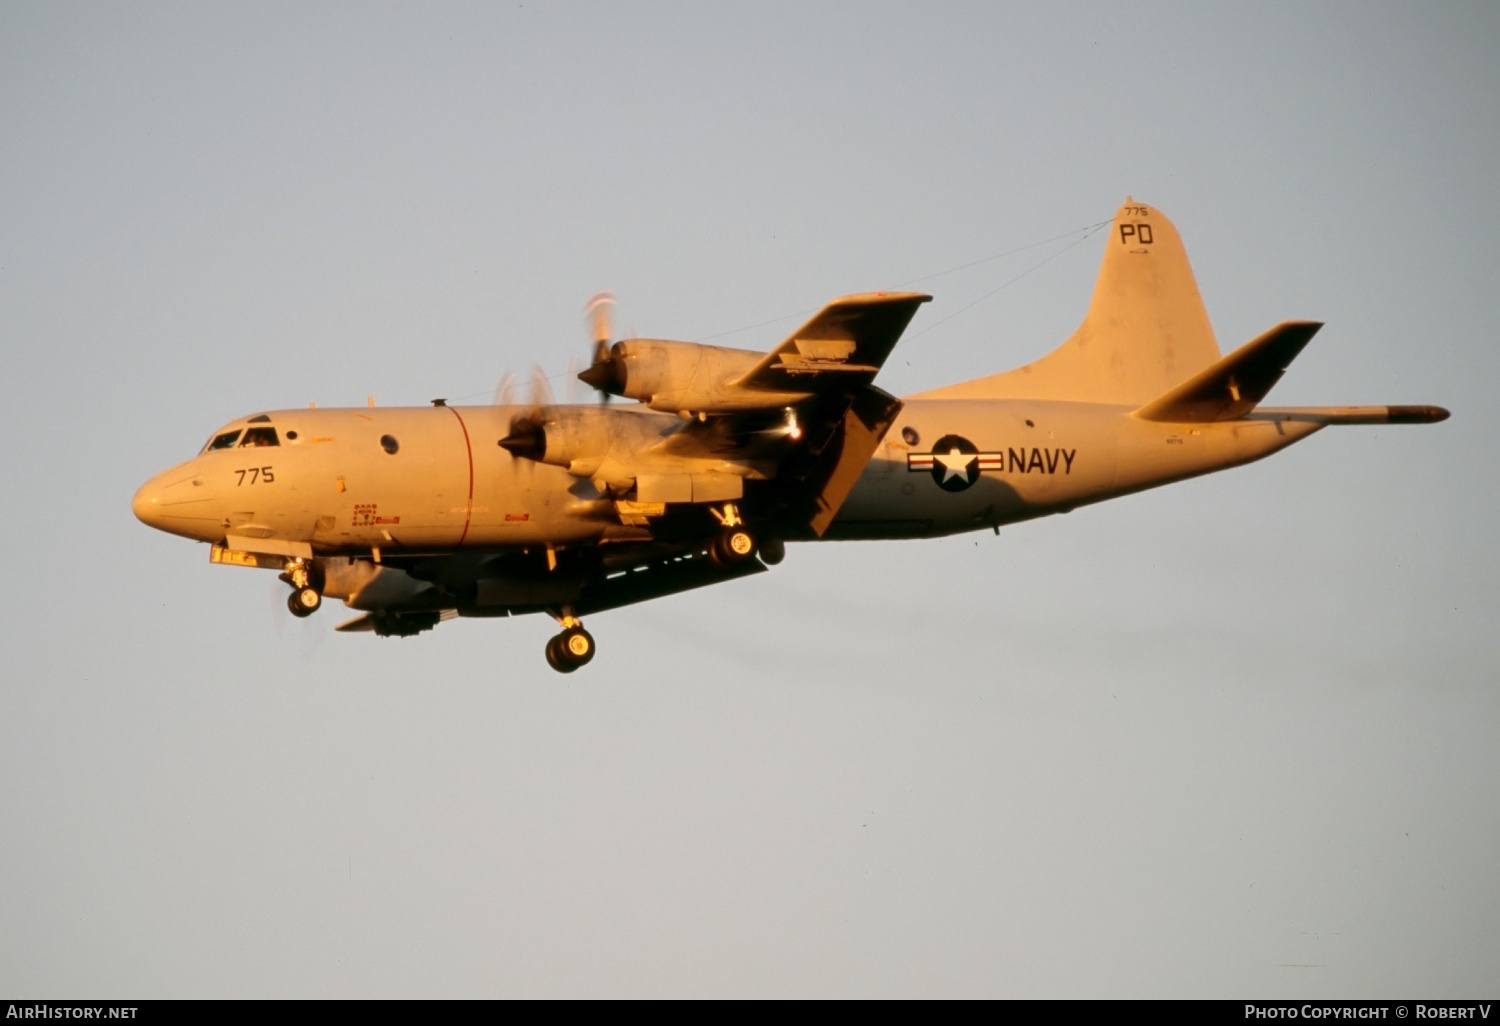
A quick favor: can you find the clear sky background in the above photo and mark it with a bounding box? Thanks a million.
[2,2,1496,998]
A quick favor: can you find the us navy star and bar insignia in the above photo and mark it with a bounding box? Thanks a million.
[907,434,994,491]
[907,434,1077,492]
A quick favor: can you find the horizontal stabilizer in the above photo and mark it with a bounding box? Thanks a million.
[1134,321,1322,423]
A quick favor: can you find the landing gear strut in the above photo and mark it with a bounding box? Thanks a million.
[281,558,323,618]
[706,503,758,568]
[544,610,596,673]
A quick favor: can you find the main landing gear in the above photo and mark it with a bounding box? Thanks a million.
[545,610,596,674]
[706,503,758,568]
[281,558,324,618]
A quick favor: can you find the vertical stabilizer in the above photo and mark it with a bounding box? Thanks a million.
[915,199,1222,404]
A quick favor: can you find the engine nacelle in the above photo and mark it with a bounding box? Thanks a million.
[499,407,614,470]
[579,338,811,414]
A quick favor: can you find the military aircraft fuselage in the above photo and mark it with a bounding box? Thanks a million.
[132,399,1321,551]
[135,405,622,552]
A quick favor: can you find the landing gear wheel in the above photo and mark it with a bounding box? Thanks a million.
[560,626,595,666]
[287,586,321,618]
[545,635,571,673]
[708,526,758,568]
[759,537,785,565]
[545,626,595,673]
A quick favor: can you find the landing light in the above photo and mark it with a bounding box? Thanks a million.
[784,408,802,440]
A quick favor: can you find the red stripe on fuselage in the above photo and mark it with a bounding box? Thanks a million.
[446,406,475,544]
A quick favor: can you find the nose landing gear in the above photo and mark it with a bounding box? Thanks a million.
[280,558,324,618]
[545,610,596,673]
[287,587,322,617]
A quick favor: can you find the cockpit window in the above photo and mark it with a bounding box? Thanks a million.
[240,426,279,447]
[204,429,243,452]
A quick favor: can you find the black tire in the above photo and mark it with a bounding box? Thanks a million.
[287,590,316,618]
[705,533,729,568]
[545,635,575,673]
[759,537,785,565]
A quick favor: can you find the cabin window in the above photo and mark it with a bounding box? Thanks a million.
[203,429,242,452]
[380,435,399,455]
[240,427,280,447]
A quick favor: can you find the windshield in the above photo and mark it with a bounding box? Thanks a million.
[203,429,242,453]
[240,427,279,447]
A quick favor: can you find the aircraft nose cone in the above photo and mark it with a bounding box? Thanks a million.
[132,479,162,526]
[131,463,222,540]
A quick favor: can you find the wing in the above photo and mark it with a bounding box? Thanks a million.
[653,293,926,536]
[733,291,931,393]
[655,382,904,538]
[494,292,929,540]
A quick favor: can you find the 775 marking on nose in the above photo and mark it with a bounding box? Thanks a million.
[235,466,275,485]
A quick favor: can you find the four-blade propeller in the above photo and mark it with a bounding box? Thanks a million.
[496,292,622,464]
[497,366,555,462]
[577,291,625,400]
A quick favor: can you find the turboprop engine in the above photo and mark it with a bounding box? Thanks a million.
[497,404,701,486]
[498,405,618,471]
[578,338,814,414]
[576,290,931,417]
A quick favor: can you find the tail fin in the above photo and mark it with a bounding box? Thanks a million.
[915,199,1222,404]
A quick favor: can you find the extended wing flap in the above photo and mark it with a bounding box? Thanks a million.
[735,292,930,392]
[1134,320,1322,423]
